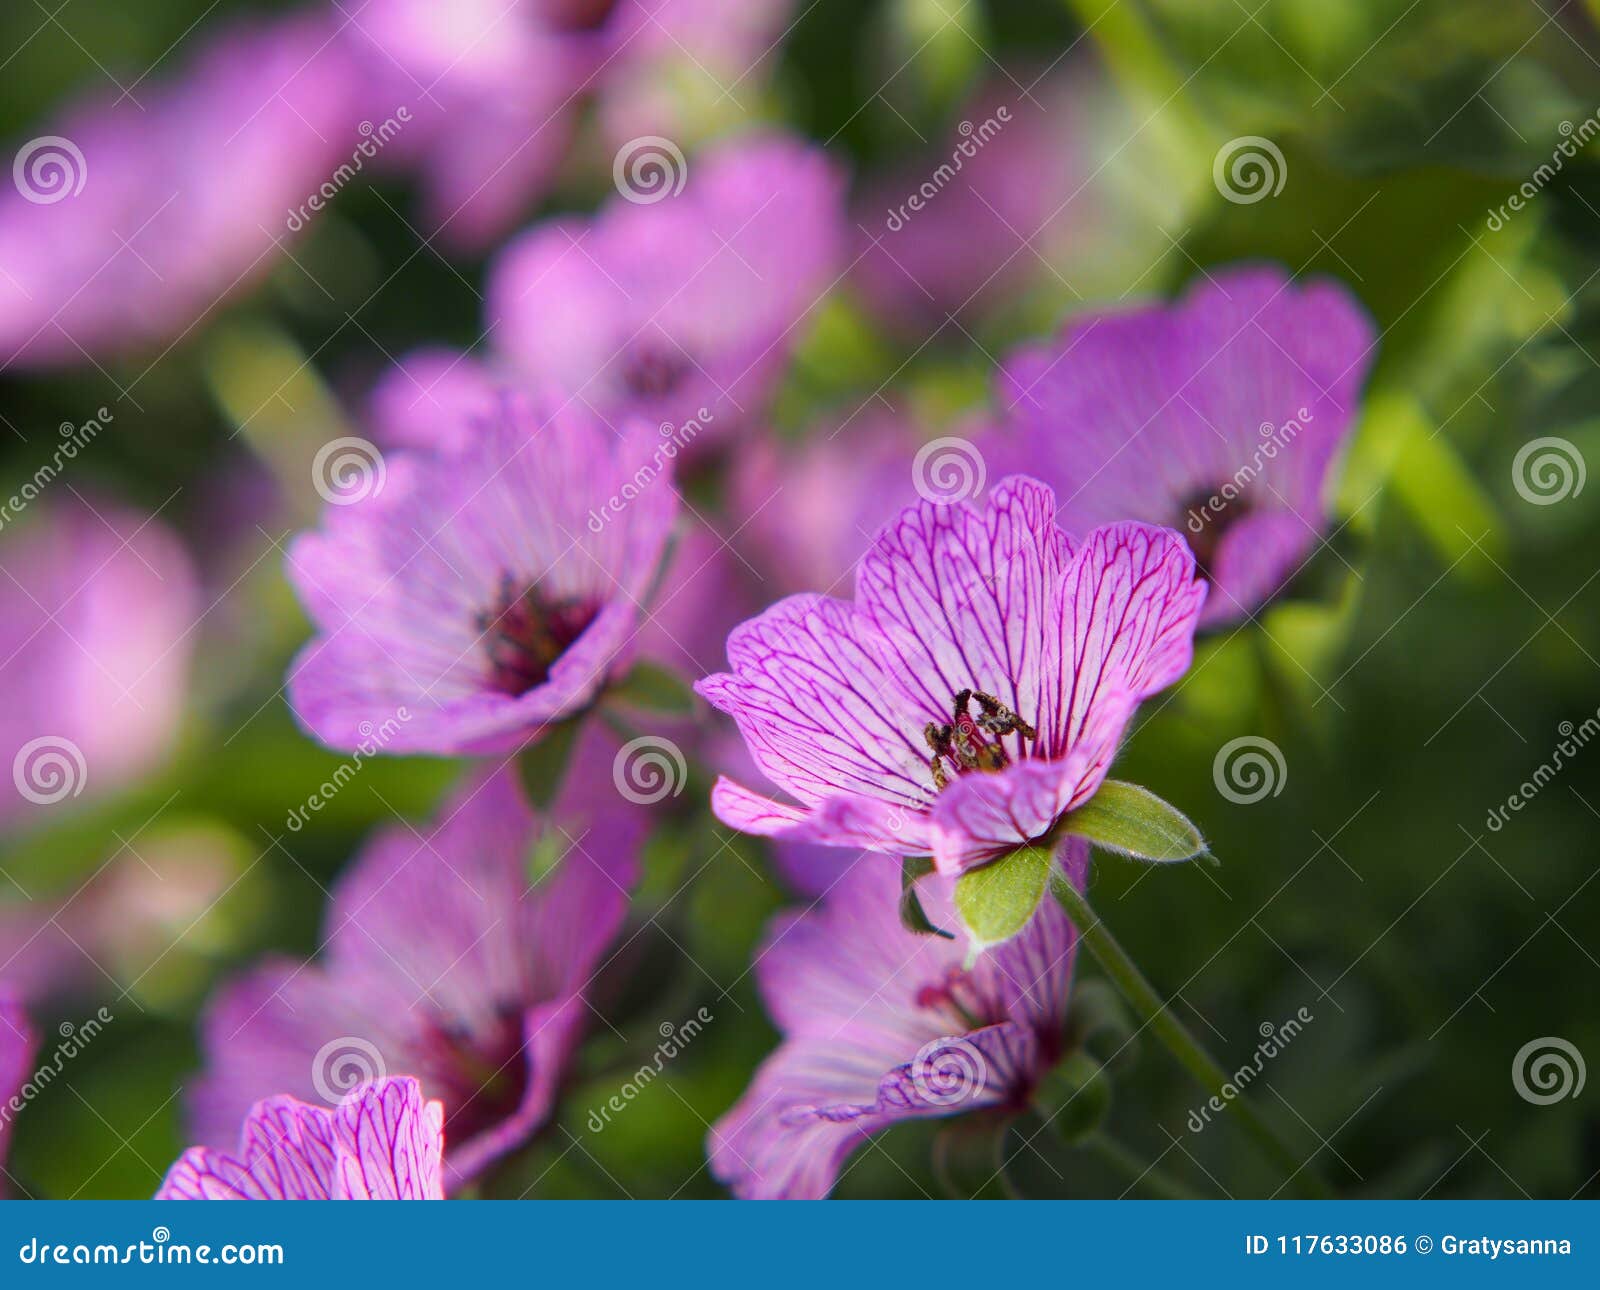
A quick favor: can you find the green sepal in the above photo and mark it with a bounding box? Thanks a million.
[1058,780,1207,863]
[954,842,1053,953]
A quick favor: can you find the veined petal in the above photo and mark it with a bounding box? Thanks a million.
[1040,523,1206,759]
[709,777,931,856]
[855,476,1073,750]
[158,1078,444,1200]
[698,593,934,811]
[708,1022,1029,1200]
[927,748,1107,875]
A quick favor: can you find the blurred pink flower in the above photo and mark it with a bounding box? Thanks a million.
[853,70,1100,333]
[990,265,1376,627]
[187,743,642,1189]
[0,496,197,829]
[286,396,677,756]
[729,405,927,596]
[486,132,845,441]
[0,14,364,367]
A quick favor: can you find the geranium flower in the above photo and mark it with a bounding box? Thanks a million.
[186,742,641,1189]
[286,397,677,756]
[485,133,844,439]
[157,1078,444,1200]
[697,478,1206,875]
[990,265,1376,627]
[1,994,34,1187]
[708,850,1081,1199]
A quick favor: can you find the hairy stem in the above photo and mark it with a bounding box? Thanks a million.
[1051,871,1333,1199]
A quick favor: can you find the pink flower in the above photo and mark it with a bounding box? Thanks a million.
[708,852,1080,1198]
[286,397,677,757]
[186,742,641,1189]
[990,265,1376,627]
[485,133,845,441]
[698,478,1206,875]
[158,1078,444,1200]
[0,15,363,366]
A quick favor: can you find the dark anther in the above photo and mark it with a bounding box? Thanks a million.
[925,689,1037,791]
[477,574,599,697]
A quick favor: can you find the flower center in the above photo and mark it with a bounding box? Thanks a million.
[924,688,1037,792]
[1179,487,1253,582]
[423,1008,530,1145]
[477,576,599,697]
[620,341,689,400]
[534,0,620,30]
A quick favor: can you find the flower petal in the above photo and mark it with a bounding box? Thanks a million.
[709,777,930,856]
[855,476,1073,750]
[927,747,1109,875]
[698,594,934,811]
[1040,522,1206,761]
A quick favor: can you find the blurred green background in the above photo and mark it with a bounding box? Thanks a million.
[1,0,1597,1199]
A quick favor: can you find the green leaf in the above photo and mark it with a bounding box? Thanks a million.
[607,661,695,716]
[954,843,1053,952]
[899,856,954,939]
[516,719,581,810]
[1058,780,1206,863]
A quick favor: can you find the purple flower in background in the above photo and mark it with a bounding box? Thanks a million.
[345,0,587,251]
[1,994,34,1186]
[854,71,1099,332]
[158,1078,444,1200]
[991,265,1376,627]
[0,496,197,829]
[0,15,362,367]
[286,397,677,756]
[730,405,928,596]
[708,851,1080,1198]
[187,745,641,1188]
[486,133,844,438]
[698,478,1205,876]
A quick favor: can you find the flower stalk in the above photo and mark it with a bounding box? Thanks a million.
[1049,869,1333,1199]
